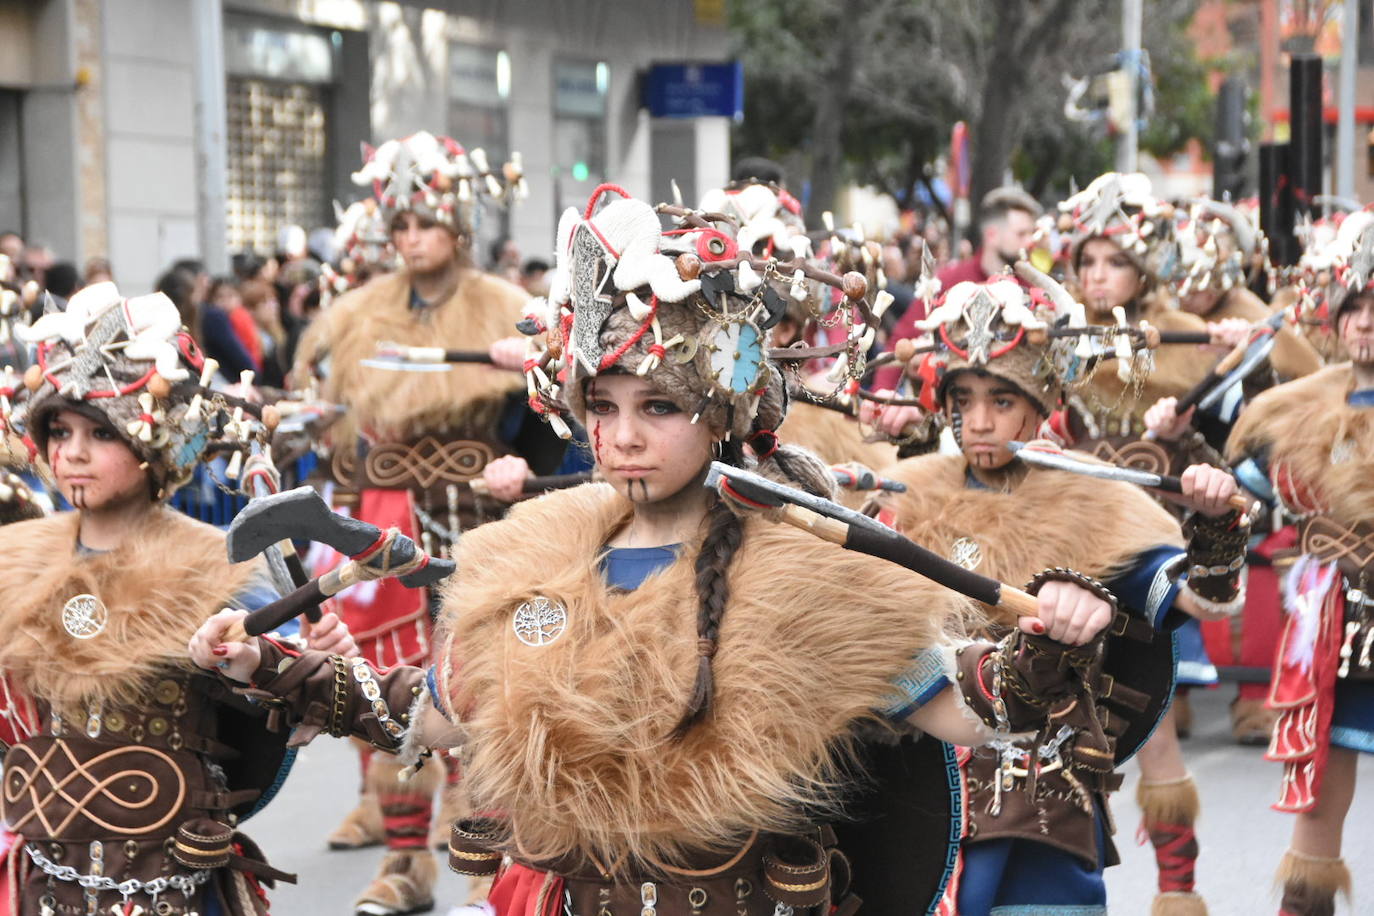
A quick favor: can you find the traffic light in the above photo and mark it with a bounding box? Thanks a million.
[1213,77,1250,202]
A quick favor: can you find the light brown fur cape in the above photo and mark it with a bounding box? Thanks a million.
[293,269,528,441]
[778,401,898,470]
[436,483,966,875]
[879,453,1183,626]
[1227,363,1374,525]
[1075,294,1211,426]
[0,509,259,719]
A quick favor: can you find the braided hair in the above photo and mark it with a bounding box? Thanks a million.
[670,431,835,739]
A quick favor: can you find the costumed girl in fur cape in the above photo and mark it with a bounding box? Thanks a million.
[192,188,1119,916]
[872,273,1248,916]
[1211,219,1374,916]
[0,283,354,915]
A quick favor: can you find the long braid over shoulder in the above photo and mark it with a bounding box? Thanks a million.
[671,436,835,738]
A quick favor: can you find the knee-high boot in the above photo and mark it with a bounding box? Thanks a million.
[354,756,442,916]
[1275,849,1350,916]
[329,741,385,850]
[1137,774,1207,916]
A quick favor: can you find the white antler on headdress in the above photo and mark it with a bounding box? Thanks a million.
[120,292,191,382]
[18,281,123,345]
[592,198,701,302]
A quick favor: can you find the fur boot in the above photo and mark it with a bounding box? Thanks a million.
[1138,775,1206,915]
[354,757,443,915]
[331,743,384,850]
[1231,696,1279,747]
[1275,849,1350,916]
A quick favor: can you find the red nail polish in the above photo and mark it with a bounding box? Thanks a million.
[1030,621,1046,635]
[212,646,228,657]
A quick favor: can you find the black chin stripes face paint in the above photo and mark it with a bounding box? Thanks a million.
[70,485,86,509]
[627,479,651,502]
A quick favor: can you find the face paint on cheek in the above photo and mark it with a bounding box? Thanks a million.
[592,420,603,465]
[950,407,963,447]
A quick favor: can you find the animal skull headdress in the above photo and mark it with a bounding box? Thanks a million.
[1173,197,1262,296]
[1060,172,1180,285]
[909,262,1101,416]
[519,185,878,441]
[1297,208,1374,325]
[350,131,528,232]
[7,282,216,496]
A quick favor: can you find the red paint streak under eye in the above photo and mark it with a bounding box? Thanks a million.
[592,420,603,465]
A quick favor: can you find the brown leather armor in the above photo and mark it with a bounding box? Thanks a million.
[2,671,287,915]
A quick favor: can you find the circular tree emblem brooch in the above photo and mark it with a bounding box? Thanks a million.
[62,593,108,639]
[512,596,568,647]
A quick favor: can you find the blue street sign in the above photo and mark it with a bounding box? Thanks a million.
[643,61,744,120]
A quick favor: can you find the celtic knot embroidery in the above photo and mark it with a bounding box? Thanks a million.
[1087,438,1170,478]
[3,739,187,837]
[364,437,495,490]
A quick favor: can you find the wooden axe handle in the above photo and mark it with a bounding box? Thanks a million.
[776,504,1042,618]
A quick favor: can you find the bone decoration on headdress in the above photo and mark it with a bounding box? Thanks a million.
[519,184,878,442]
[908,258,1123,416]
[697,180,807,259]
[1059,171,1179,284]
[1174,197,1262,296]
[1298,207,1374,324]
[320,198,397,308]
[7,282,220,496]
[350,131,528,231]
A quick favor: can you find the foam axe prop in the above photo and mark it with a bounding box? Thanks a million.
[1008,441,1251,513]
[703,462,1040,617]
[468,471,593,498]
[224,486,455,639]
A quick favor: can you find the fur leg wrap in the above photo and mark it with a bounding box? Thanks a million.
[368,755,442,851]
[1137,775,1202,899]
[1276,850,1350,916]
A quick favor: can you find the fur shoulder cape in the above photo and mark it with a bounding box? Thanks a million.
[1227,363,1374,524]
[1076,297,1210,425]
[301,269,528,440]
[778,401,898,470]
[437,483,966,874]
[879,453,1182,625]
[0,509,260,719]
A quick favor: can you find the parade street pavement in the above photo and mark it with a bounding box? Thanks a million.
[250,688,1372,915]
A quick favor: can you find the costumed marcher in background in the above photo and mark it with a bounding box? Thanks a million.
[0,282,355,914]
[1204,220,1374,916]
[1167,198,1324,746]
[190,187,1121,916]
[289,132,560,916]
[872,188,1043,393]
[874,272,1248,916]
[1055,172,1245,914]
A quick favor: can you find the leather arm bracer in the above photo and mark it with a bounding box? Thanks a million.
[235,638,426,751]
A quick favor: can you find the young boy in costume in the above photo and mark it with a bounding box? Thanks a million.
[0,282,354,914]
[190,187,1123,916]
[875,272,1248,916]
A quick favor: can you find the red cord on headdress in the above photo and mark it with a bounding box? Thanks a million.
[597,296,659,371]
[584,184,633,220]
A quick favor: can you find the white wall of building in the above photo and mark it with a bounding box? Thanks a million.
[102,0,201,292]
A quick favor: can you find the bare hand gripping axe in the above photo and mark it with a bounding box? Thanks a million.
[224,486,456,639]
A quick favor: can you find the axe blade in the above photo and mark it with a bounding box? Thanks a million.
[226,486,379,563]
